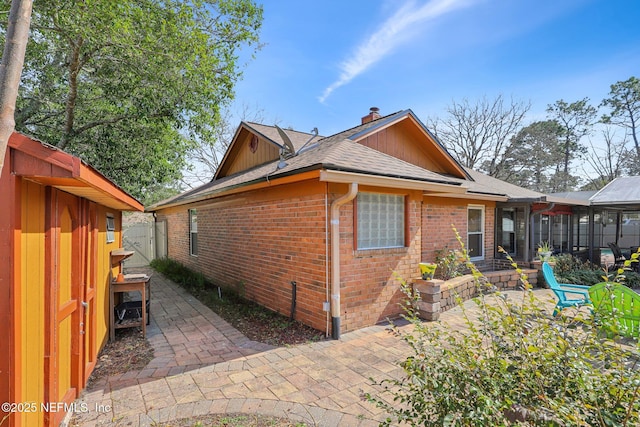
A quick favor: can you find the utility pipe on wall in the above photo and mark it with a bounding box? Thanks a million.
[330,182,358,340]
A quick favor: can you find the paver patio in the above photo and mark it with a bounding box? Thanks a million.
[69,270,557,427]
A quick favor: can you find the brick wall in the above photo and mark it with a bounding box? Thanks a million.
[422,198,496,264]
[155,183,499,335]
[157,181,331,333]
[339,189,423,332]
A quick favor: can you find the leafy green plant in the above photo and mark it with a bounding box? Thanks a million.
[537,240,551,253]
[366,230,640,426]
[552,253,590,275]
[434,247,466,280]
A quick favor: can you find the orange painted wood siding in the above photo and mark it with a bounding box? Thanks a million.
[97,206,122,350]
[19,181,46,427]
[13,187,123,427]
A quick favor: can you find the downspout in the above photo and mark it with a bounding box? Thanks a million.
[324,186,329,337]
[330,182,358,340]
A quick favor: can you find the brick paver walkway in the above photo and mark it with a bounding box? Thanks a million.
[70,270,556,427]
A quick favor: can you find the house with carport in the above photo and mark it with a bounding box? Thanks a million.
[148,108,585,338]
[0,132,144,427]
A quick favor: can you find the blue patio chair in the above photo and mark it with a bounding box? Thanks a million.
[541,262,592,316]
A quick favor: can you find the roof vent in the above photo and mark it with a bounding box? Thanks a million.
[361,107,381,124]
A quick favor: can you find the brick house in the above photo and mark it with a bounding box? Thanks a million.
[148,108,581,338]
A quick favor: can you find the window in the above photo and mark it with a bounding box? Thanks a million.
[467,205,484,260]
[106,214,115,243]
[356,192,405,250]
[189,209,198,256]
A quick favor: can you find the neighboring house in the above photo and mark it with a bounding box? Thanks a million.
[148,108,583,338]
[0,132,144,427]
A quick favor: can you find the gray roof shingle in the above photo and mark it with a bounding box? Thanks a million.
[150,111,592,210]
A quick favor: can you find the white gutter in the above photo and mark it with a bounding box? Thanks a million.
[330,182,358,339]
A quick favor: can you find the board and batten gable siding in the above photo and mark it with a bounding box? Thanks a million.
[353,118,467,178]
[421,197,496,264]
[157,180,331,332]
[218,129,280,178]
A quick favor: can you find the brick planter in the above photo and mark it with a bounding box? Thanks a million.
[412,268,538,319]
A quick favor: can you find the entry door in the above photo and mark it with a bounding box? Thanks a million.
[82,201,98,384]
[47,189,82,426]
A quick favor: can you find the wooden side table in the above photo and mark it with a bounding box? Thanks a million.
[109,274,151,341]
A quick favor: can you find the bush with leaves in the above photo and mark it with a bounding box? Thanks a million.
[366,236,640,426]
[434,246,467,280]
[552,253,593,275]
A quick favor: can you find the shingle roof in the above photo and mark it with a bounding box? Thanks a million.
[244,122,323,152]
[460,169,547,199]
[150,111,591,210]
[148,131,463,209]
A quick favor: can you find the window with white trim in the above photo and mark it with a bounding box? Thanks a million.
[357,192,405,250]
[106,214,115,243]
[189,209,198,256]
[467,205,484,260]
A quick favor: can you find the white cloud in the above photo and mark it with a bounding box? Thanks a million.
[319,0,477,103]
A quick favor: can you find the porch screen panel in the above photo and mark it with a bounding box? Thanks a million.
[357,193,404,249]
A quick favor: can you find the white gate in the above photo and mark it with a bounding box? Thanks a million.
[155,221,167,259]
[123,223,155,267]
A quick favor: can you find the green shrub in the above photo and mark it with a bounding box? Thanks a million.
[366,237,640,426]
[557,268,609,286]
[150,257,209,292]
[434,247,466,280]
[556,267,640,289]
[552,253,591,275]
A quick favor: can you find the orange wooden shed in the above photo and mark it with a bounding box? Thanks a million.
[0,132,143,427]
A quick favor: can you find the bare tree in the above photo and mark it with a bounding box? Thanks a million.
[0,0,32,174]
[581,127,629,190]
[428,95,530,176]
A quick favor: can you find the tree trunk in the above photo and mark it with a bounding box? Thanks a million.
[0,0,33,174]
[59,39,83,150]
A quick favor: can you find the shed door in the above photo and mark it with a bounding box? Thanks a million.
[46,190,82,426]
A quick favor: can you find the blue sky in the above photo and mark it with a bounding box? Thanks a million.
[229,0,640,137]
